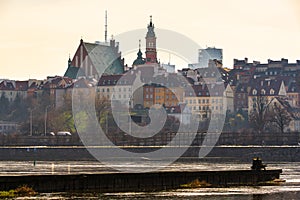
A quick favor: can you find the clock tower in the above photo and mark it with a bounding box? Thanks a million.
[145,16,158,64]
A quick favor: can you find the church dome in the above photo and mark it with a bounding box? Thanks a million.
[132,49,145,66]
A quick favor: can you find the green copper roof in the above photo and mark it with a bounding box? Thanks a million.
[83,42,124,75]
[132,49,145,66]
[64,65,85,79]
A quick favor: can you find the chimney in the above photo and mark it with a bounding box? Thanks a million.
[234,59,238,65]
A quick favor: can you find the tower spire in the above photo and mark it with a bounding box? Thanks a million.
[145,15,157,63]
[105,10,108,43]
[139,39,141,50]
[150,15,153,27]
[68,54,71,67]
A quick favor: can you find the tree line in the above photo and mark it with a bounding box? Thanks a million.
[0,91,293,136]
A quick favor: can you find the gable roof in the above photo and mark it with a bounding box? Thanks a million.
[15,81,28,91]
[248,78,286,96]
[83,42,124,75]
[0,80,15,90]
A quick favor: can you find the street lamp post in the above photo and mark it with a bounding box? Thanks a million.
[44,105,51,136]
[30,109,33,136]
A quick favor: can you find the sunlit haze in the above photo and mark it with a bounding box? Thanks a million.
[1,0,300,80]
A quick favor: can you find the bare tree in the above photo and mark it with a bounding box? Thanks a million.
[249,95,273,133]
[269,103,292,133]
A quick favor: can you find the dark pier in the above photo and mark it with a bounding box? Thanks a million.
[0,169,282,193]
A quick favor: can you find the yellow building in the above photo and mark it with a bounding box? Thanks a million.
[184,83,233,120]
[143,83,183,108]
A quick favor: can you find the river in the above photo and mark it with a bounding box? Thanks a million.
[0,161,299,199]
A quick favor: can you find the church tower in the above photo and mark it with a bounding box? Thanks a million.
[145,16,158,63]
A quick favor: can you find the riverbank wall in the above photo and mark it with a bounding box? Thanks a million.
[0,146,299,162]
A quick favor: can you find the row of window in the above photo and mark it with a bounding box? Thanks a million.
[145,88,153,92]
[145,94,177,100]
[188,92,210,96]
[252,89,275,95]
[99,87,132,93]
[185,98,224,105]
[190,105,223,111]
[101,80,131,85]
[101,94,132,100]
[0,125,16,130]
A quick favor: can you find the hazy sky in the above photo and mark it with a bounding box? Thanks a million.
[1,0,300,80]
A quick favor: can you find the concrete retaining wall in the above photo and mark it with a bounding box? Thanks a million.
[0,146,299,162]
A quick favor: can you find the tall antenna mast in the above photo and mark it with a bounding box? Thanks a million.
[105,10,108,43]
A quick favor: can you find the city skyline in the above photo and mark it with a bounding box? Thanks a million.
[1,0,300,80]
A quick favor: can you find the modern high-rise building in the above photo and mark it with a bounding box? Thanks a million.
[198,47,222,68]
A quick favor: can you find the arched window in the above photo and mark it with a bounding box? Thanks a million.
[270,89,275,95]
[261,89,265,95]
[253,89,257,95]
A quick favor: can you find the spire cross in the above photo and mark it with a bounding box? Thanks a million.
[150,15,152,23]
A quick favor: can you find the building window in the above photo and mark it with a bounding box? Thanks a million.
[253,89,257,95]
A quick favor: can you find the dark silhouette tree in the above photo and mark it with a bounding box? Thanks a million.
[269,103,292,133]
[0,92,10,120]
[249,95,273,133]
